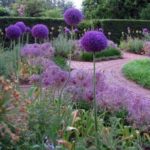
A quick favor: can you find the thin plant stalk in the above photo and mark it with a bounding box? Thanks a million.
[93,52,98,147]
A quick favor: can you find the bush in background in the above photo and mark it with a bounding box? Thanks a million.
[52,34,74,58]
[41,9,63,18]
[0,7,10,16]
[140,3,150,20]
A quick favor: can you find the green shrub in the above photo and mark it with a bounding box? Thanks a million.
[52,34,74,58]
[128,38,144,54]
[0,18,150,43]
[79,19,150,43]
[81,48,122,61]
[123,59,150,89]
[0,50,16,78]
[53,55,68,69]
[41,9,63,18]
[140,3,150,20]
[0,7,10,16]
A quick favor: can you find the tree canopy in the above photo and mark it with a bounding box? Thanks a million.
[82,0,149,19]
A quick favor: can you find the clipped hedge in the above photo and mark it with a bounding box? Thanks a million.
[0,17,150,43]
[79,19,150,43]
[0,17,65,38]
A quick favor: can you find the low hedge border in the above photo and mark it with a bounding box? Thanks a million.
[0,17,150,43]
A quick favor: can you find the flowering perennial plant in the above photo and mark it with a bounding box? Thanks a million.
[5,25,22,40]
[31,24,49,40]
[15,21,26,34]
[81,31,107,52]
[64,8,83,26]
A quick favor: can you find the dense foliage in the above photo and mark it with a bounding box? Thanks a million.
[82,0,149,19]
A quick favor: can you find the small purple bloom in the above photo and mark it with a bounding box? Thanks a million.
[143,28,149,35]
[74,28,78,33]
[32,24,49,39]
[15,21,26,34]
[26,26,31,33]
[81,31,107,52]
[99,28,103,32]
[64,8,83,26]
[5,25,22,40]
[64,27,70,33]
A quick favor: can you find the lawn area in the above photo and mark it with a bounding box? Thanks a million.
[123,59,150,89]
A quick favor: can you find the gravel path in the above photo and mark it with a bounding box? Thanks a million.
[71,52,150,99]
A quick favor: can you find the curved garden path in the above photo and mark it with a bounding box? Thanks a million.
[71,52,150,99]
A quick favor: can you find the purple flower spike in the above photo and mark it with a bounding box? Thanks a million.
[81,31,107,52]
[32,24,49,39]
[15,21,26,34]
[64,8,83,26]
[5,25,22,40]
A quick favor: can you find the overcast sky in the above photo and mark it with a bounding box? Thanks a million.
[71,0,83,9]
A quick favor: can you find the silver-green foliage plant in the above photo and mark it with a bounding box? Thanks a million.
[52,34,75,57]
[0,50,16,78]
[128,38,144,54]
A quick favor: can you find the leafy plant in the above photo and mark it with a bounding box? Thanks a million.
[41,9,63,18]
[52,34,75,58]
[128,38,144,54]
[81,48,122,61]
[0,50,16,78]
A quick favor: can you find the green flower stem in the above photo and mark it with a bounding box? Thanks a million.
[93,52,98,131]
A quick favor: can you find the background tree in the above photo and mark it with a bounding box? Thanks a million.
[82,0,149,19]
[0,0,15,7]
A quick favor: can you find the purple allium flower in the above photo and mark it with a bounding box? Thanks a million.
[41,42,55,57]
[25,26,31,33]
[81,31,107,52]
[32,24,49,39]
[15,21,26,34]
[21,43,41,57]
[64,8,83,26]
[5,25,22,40]
[64,27,70,33]
[143,28,149,33]
[74,28,79,33]
[29,74,40,84]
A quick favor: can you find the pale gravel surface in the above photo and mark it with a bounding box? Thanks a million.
[71,52,150,99]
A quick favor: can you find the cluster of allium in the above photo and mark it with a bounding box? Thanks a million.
[66,69,107,102]
[96,84,150,126]
[5,21,28,40]
[64,8,83,26]
[21,43,54,58]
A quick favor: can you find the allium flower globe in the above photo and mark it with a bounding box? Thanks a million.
[64,8,83,26]
[5,25,22,40]
[81,31,107,52]
[15,21,26,33]
[32,24,49,39]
